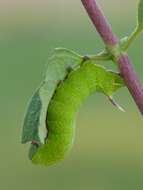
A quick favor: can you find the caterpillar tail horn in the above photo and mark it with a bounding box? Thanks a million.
[108,96,125,112]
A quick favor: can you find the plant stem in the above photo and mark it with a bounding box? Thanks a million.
[81,0,118,45]
[87,51,111,61]
[81,0,143,114]
[123,28,140,50]
[117,53,143,113]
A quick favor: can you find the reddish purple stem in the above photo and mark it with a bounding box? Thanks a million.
[118,54,143,113]
[81,0,143,114]
[81,0,118,45]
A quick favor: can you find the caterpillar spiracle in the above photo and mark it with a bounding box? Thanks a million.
[25,60,124,166]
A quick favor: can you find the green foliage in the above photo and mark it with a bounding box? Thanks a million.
[22,89,42,144]
[22,49,82,147]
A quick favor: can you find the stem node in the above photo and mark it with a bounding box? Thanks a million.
[81,0,143,114]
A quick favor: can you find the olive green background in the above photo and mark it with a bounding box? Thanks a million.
[0,0,143,189]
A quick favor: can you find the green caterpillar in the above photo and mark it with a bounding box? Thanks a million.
[23,60,124,166]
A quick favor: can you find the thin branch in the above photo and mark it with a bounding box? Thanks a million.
[81,0,118,46]
[123,28,141,50]
[81,0,143,114]
[84,51,111,61]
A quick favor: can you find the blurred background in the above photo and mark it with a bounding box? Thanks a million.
[0,0,143,189]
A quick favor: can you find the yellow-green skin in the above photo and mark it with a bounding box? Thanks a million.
[31,61,123,165]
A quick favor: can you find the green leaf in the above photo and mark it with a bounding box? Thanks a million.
[22,81,56,144]
[45,49,82,82]
[22,89,42,144]
[138,0,143,30]
[22,49,82,146]
[54,47,81,59]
